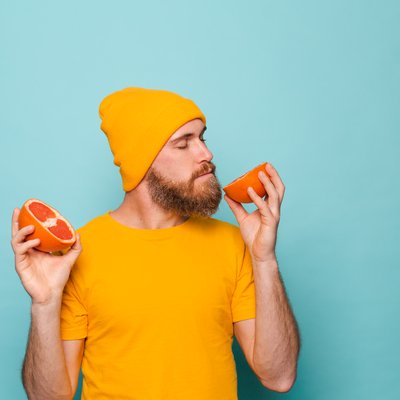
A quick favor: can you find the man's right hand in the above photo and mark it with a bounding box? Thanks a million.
[11,207,83,305]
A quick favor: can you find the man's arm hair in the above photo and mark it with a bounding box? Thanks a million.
[22,298,74,400]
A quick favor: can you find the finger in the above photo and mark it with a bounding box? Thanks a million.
[11,208,20,237]
[13,225,35,246]
[70,233,82,252]
[15,238,41,256]
[258,171,280,216]
[247,187,275,222]
[51,233,82,257]
[11,225,34,252]
[265,163,285,203]
[224,195,248,224]
[63,233,83,264]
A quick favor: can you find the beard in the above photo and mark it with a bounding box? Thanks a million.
[145,161,222,218]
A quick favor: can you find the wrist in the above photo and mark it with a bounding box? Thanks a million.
[31,291,63,310]
[252,255,278,269]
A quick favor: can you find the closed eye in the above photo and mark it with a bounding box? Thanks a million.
[172,127,207,150]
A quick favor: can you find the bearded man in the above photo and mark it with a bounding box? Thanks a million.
[12,87,300,399]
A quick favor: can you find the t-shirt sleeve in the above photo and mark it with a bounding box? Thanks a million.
[231,242,256,323]
[60,268,88,340]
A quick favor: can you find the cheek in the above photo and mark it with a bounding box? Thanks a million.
[153,155,194,181]
[171,166,194,182]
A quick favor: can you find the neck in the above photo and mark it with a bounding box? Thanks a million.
[109,183,189,229]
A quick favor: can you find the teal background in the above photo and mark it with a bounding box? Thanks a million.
[1,1,399,399]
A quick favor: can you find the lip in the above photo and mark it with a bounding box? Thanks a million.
[197,172,213,179]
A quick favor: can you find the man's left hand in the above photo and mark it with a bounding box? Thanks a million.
[224,163,285,263]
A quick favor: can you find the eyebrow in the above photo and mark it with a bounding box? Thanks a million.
[170,126,207,144]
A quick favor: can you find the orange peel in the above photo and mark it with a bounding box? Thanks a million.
[223,162,270,203]
[18,198,76,253]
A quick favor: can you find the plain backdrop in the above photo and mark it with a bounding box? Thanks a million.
[1,1,399,399]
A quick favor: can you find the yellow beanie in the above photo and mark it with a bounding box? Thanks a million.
[99,87,207,192]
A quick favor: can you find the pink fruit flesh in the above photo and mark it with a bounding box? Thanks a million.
[48,219,74,240]
[28,201,73,240]
[29,202,56,222]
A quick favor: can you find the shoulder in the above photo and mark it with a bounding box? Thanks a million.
[191,216,245,245]
[199,216,239,232]
[72,212,112,252]
[68,213,109,277]
[75,212,108,236]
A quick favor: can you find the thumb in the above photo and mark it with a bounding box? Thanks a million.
[63,233,82,265]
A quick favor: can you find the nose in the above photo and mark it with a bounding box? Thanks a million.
[197,139,213,163]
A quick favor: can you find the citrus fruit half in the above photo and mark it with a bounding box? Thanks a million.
[223,162,269,203]
[18,198,76,253]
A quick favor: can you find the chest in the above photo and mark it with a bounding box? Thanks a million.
[85,242,237,335]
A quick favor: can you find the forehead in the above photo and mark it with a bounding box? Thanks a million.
[168,118,206,141]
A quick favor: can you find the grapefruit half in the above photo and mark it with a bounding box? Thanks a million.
[18,198,76,253]
[223,162,269,203]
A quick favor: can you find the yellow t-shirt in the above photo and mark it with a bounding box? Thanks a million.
[60,212,256,400]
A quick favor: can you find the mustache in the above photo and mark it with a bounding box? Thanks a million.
[193,162,216,179]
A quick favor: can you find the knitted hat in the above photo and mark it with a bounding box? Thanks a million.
[99,87,206,192]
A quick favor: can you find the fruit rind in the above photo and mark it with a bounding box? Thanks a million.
[18,198,76,253]
[223,162,269,203]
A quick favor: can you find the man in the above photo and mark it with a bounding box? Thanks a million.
[11,87,300,399]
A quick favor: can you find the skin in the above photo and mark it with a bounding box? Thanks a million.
[109,118,216,228]
[11,118,216,399]
[11,117,299,397]
[226,164,300,391]
[11,212,82,399]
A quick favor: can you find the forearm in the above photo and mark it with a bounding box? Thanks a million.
[252,258,300,391]
[22,296,72,400]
